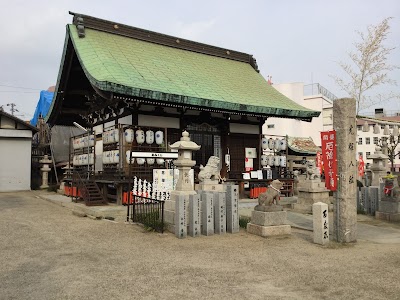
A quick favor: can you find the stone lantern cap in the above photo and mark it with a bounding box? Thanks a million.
[169,131,201,151]
[369,146,388,159]
[39,154,52,164]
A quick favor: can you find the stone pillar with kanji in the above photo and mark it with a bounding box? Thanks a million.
[333,98,357,243]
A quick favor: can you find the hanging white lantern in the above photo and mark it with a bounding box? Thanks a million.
[89,134,95,146]
[146,130,154,144]
[268,138,275,150]
[261,136,268,150]
[88,153,94,165]
[393,125,399,136]
[267,155,274,166]
[280,156,286,167]
[261,154,268,166]
[136,129,145,144]
[114,129,119,143]
[273,156,280,166]
[109,130,115,143]
[280,138,287,151]
[156,158,165,165]
[383,125,390,135]
[136,157,145,165]
[274,138,281,150]
[125,151,135,164]
[124,128,134,143]
[155,130,164,145]
[146,158,155,165]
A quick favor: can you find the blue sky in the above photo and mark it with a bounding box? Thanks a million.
[0,0,399,119]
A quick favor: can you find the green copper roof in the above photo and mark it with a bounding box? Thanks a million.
[66,24,319,119]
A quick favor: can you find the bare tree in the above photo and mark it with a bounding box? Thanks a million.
[379,135,400,172]
[331,17,399,114]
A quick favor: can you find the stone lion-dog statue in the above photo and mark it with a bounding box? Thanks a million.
[198,156,225,182]
[255,179,284,212]
[305,159,320,180]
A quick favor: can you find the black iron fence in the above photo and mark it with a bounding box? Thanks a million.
[125,195,165,233]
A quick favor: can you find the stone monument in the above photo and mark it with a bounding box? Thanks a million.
[247,179,291,237]
[292,160,330,213]
[333,98,357,243]
[164,131,200,238]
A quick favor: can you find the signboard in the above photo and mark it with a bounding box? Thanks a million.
[127,151,178,159]
[320,130,337,191]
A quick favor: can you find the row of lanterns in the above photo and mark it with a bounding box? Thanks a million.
[102,129,120,145]
[262,137,287,151]
[124,128,164,145]
[72,135,95,149]
[261,155,286,167]
[125,151,165,165]
[73,154,94,165]
[102,150,120,164]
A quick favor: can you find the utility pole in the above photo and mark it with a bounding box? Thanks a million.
[6,103,18,115]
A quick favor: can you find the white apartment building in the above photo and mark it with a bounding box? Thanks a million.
[263,82,334,146]
[356,109,400,170]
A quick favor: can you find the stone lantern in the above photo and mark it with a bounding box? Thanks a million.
[368,146,389,186]
[39,155,52,189]
[169,131,201,193]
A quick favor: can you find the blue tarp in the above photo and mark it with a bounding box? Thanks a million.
[30,90,54,126]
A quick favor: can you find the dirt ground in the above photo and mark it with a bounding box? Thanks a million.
[1,191,399,300]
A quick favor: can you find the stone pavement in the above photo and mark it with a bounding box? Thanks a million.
[36,191,400,244]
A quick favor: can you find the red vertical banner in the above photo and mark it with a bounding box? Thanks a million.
[320,131,338,191]
[358,154,365,177]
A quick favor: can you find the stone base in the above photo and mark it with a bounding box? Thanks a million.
[247,223,291,237]
[251,210,287,226]
[254,204,283,212]
[378,200,400,213]
[297,191,330,204]
[197,182,225,192]
[292,203,334,213]
[375,211,400,222]
[298,180,327,191]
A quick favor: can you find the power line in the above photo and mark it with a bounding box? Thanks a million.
[6,103,19,115]
[0,91,39,93]
[0,84,42,91]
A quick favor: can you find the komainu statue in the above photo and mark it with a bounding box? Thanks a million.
[255,179,284,212]
[305,160,320,180]
[198,156,223,182]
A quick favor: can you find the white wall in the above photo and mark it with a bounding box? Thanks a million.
[263,82,330,146]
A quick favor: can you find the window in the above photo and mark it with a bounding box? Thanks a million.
[366,152,371,158]
[365,137,370,145]
[390,125,394,129]
[267,124,275,129]
[358,138,363,145]
[358,152,363,158]
[373,137,379,145]
[357,125,362,131]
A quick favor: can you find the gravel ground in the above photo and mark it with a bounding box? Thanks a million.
[1,191,400,300]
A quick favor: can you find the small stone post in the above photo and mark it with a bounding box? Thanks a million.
[39,155,52,189]
[313,202,329,245]
[333,98,357,243]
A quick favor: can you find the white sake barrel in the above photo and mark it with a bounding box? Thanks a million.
[73,155,79,166]
[136,129,145,144]
[109,130,115,144]
[102,132,108,145]
[155,130,163,145]
[124,128,134,143]
[146,130,154,144]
